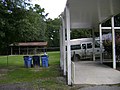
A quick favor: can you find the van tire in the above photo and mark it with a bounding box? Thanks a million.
[72,54,80,61]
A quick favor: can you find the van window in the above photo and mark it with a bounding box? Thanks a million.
[82,44,86,49]
[95,42,100,48]
[87,43,92,48]
[71,45,81,50]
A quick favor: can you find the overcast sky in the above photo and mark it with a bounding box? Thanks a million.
[30,0,67,19]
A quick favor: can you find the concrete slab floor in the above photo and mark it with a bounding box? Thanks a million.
[73,61,120,85]
[79,85,120,90]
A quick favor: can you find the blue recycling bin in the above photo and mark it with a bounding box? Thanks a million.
[32,56,40,67]
[23,56,32,68]
[41,55,49,67]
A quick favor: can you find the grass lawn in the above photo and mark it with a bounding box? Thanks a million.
[0,51,73,90]
[1,52,120,90]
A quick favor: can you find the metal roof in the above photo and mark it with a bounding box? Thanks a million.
[10,42,48,47]
[63,0,120,29]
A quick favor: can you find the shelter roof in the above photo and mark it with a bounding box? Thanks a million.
[10,42,48,47]
[63,0,120,29]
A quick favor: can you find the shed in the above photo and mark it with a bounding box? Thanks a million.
[10,42,47,55]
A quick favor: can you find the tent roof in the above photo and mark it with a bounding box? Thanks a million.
[63,0,120,29]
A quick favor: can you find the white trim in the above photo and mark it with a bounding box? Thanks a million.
[101,27,120,30]
[71,61,75,84]
[66,6,72,85]
[111,16,116,69]
[62,17,67,76]
[60,27,63,70]
[101,27,112,29]
[114,27,120,29]
[99,24,103,64]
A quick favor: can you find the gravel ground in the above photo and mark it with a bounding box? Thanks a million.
[0,82,120,90]
[0,83,45,90]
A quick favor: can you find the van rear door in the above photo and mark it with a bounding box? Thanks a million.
[81,43,87,58]
[81,42,93,59]
[86,43,93,58]
[94,42,101,57]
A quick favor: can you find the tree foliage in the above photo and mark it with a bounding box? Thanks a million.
[71,29,92,39]
[102,14,120,27]
[0,0,47,54]
[46,18,61,47]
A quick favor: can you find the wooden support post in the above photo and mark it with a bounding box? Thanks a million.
[11,47,13,55]
[27,47,28,55]
[19,47,20,55]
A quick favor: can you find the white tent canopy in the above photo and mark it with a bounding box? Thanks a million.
[63,0,120,29]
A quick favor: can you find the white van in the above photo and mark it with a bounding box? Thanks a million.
[66,38,104,60]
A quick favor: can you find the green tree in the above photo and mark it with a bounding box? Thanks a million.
[0,0,47,54]
[71,29,92,39]
[46,18,61,47]
[12,8,46,42]
[102,14,120,27]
